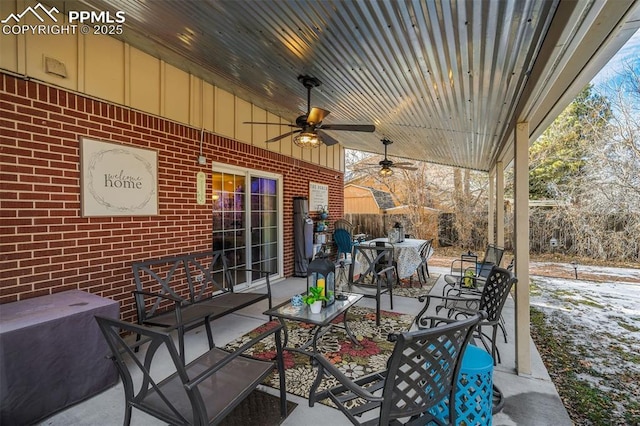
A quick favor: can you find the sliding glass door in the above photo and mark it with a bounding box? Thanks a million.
[212,166,281,288]
[250,177,278,279]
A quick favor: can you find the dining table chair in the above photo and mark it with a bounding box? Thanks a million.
[347,244,396,325]
[414,238,434,286]
[333,228,354,261]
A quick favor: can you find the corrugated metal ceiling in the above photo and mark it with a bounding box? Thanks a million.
[59,0,639,171]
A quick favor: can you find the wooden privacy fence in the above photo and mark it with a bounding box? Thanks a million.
[343,209,639,261]
[344,213,439,246]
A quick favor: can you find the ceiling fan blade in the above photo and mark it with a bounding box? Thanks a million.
[392,162,415,167]
[392,165,418,170]
[317,130,340,146]
[320,124,375,132]
[244,121,298,128]
[307,107,330,125]
[266,130,301,143]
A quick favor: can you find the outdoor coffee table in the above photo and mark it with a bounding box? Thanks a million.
[263,292,363,354]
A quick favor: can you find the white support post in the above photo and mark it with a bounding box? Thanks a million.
[496,161,505,249]
[514,122,531,375]
[488,168,495,245]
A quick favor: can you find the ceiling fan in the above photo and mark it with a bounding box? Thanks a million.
[360,138,417,176]
[243,75,375,148]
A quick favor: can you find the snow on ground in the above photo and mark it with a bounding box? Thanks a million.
[531,274,640,318]
[533,262,640,282]
[530,268,640,420]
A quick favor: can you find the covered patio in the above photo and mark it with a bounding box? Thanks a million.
[1,0,640,424]
[30,0,639,374]
[41,267,572,425]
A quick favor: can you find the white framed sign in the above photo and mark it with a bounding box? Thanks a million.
[80,137,158,216]
[309,182,328,213]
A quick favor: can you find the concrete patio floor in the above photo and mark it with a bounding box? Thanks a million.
[39,266,572,425]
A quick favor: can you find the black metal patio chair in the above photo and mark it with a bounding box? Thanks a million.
[415,266,517,366]
[347,244,396,326]
[308,312,485,425]
[414,238,434,286]
[442,244,505,297]
[442,259,514,344]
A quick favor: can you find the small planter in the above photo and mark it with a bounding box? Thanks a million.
[309,300,323,314]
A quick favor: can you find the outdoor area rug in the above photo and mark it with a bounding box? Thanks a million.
[393,273,439,299]
[219,389,297,426]
[223,306,414,407]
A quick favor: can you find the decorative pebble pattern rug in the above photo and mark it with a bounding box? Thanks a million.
[224,306,414,407]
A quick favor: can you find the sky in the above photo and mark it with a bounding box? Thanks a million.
[591,29,640,88]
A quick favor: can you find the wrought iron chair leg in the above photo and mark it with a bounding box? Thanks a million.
[499,316,508,343]
[205,317,215,349]
[124,405,132,426]
[493,384,505,414]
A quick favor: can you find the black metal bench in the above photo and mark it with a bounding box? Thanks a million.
[132,250,273,361]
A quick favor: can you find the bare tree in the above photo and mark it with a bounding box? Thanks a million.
[525,64,640,261]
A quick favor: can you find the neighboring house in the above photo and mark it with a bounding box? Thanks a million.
[347,155,458,213]
[343,186,440,241]
[344,184,396,214]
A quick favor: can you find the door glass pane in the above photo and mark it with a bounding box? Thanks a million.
[212,171,247,285]
[251,176,278,279]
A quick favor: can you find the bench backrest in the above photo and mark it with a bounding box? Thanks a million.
[132,251,235,318]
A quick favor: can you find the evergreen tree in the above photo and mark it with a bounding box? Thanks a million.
[528,85,611,199]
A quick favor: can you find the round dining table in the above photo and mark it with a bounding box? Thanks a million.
[363,237,433,279]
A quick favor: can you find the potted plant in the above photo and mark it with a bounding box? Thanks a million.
[318,205,329,220]
[303,286,331,314]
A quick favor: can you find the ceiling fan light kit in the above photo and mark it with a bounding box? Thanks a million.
[243,75,375,148]
[294,131,322,148]
[359,138,418,175]
[379,166,394,177]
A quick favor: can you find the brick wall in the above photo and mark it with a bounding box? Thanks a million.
[0,73,344,322]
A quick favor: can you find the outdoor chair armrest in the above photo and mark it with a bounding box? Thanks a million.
[375,265,396,279]
[449,255,477,274]
[449,258,465,275]
[442,271,486,296]
[418,315,458,328]
[454,287,483,298]
[418,310,488,329]
[310,353,384,403]
[186,323,284,389]
[132,290,188,324]
[415,293,481,328]
[417,292,478,306]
